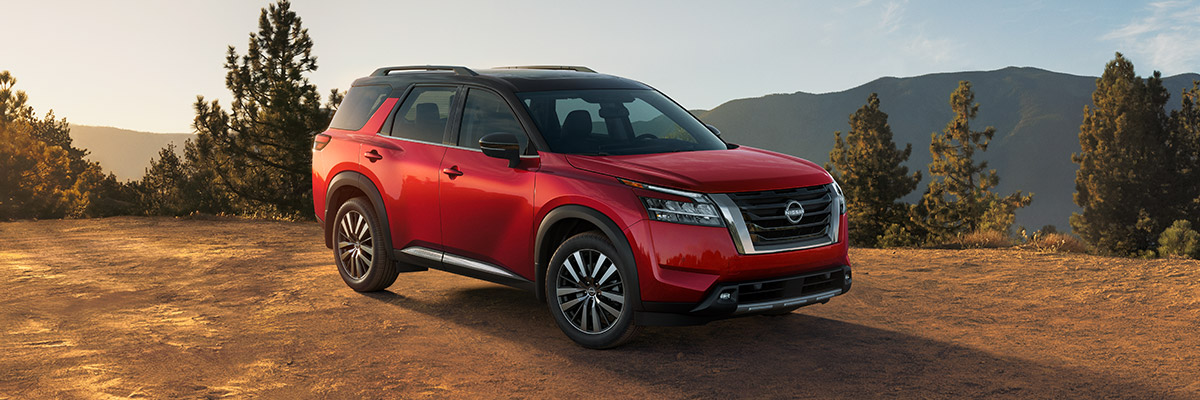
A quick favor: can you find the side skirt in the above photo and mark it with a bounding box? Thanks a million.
[396,246,535,292]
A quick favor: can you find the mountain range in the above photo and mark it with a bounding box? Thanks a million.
[696,67,1200,232]
[69,125,191,181]
[67,67,1200,231]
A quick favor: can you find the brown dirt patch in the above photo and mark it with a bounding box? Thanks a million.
[1,217,1197,398]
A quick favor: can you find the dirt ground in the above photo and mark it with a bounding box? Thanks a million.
[1,217,1198,399]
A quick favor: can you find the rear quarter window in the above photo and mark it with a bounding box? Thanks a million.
[329,85,391,131]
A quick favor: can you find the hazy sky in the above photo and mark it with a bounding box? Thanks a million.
[3,0,1198,133]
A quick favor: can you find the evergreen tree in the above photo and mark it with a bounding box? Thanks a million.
[1169,82,1200,222]
[0,70,129,219]
[140,144,188,215]
[825,93,921,247]
[191,0,336,218]
[1071,53,1173,256]
[913,81,1032,242]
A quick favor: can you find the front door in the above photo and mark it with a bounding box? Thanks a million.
[438,88,538,281]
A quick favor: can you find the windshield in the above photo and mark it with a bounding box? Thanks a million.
[517,89,727,155]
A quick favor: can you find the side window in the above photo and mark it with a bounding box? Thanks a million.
[458,89,528,150]
[328,85,390,131]
[389,86,456,143]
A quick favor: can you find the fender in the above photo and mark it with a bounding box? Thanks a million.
[534,205,640,308]
[324,171,393,251]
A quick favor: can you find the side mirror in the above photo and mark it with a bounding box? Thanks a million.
[479,132,521,168]
[705,124,721,137]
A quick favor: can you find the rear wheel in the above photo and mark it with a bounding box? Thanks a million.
[333,198,398,292]
[546,232,640,349]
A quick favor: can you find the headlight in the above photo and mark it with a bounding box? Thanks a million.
[830,179,846,214]
[641,197,724,227]
[619,178,725,227]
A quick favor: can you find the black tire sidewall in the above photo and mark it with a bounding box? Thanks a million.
[545,232,639,349]
[333,198,396,292]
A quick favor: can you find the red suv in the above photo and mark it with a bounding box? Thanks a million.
[312,65,851,348]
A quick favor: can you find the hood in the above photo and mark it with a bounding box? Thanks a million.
[565,146,832,193]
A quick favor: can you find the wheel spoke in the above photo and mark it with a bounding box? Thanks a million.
[340,248,354,261]
[599,291,625,305]
[557,288,585,296]
[359,245,373,255]
[354,215,367,240]
[597,299,621,319]
[337,241,356,250]
[572,252,587,282]
[590,300,602,332]
[592,254,607,278]
[559,296,585,312]
[596,262,617,286]
[562,257,582,284]
[341,217,353,239]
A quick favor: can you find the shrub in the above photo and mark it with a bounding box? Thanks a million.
[1157,220,1200,259]
[955,230,1014,248]
[1027,233,1089,253]
[876,223,920,248]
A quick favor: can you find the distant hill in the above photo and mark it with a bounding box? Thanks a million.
[697,67,1200,232]
[69,125,192,181]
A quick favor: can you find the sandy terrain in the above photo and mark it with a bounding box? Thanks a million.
[1,217,1198,399]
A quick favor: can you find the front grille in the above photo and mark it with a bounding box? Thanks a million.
[726,184,833,248]
[736,268,844,303]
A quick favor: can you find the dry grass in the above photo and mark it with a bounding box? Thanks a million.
[1024,233,1089,254]
[954,230,1015,248]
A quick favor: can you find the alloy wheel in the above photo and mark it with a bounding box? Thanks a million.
[555,249,625,334]
[336,210,374,280]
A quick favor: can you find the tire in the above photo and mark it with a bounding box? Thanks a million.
[546,232,640,349]
[332,197,398,292]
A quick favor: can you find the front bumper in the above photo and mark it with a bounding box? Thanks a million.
[636,265,851,326]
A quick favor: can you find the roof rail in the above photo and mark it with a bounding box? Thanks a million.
[371,65,478,77]
[493,65,596,73]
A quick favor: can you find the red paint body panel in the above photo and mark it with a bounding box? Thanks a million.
[439,148,539,280]
[564,146,832,193]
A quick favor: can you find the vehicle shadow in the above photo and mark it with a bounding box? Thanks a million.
[361,284,1178,399]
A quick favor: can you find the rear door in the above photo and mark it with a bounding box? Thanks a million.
[438,87,538,281]
[360,85,460,252]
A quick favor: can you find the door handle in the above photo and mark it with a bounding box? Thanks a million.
[442,166,464,179]
[364,150,383,162]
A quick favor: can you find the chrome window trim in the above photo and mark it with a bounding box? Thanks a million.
[372,133,541,158]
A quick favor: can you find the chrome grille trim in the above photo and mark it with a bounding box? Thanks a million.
[710,184,842,255]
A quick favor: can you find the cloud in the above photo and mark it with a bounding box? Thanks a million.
[879,0,906,33]
[1103,0,1200,74]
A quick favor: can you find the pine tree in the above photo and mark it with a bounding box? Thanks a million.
[913,81,1032,242]
[191,0,336,218]
[825,93,921,247]
[1169,82,1200,222]
[1071,53,1173,256]
[0,71,126,219]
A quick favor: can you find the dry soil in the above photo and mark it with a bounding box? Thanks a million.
[1,217,1198,399]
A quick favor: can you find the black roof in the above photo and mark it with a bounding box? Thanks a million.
[349,66,651,92]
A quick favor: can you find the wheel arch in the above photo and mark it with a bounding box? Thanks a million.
[324,171,392,250]
[534,205,637,304]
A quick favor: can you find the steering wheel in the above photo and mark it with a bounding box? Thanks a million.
[635,134,657,140]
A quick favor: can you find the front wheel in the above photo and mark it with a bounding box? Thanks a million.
[546,232,640,349]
